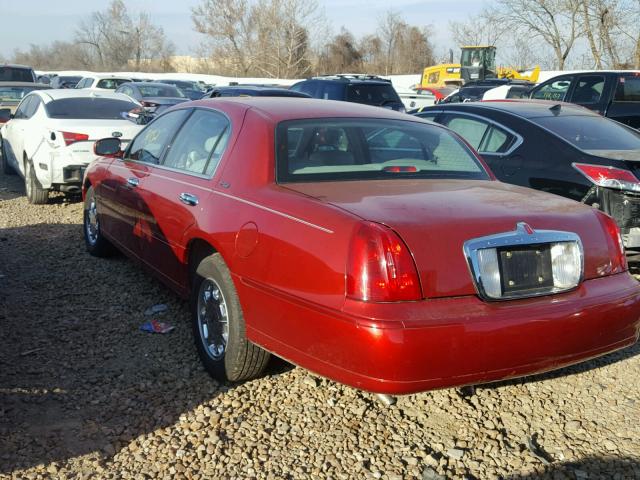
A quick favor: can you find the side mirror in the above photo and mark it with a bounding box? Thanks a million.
[94,137,123,158]
[0,108,13,124]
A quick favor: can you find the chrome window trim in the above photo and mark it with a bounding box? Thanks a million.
[438,110,524,157]
[463,222,584,302]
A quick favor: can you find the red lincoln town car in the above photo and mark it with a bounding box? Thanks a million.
[83,97,640,395]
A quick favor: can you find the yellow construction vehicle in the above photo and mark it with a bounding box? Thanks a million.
[421,46,540,88]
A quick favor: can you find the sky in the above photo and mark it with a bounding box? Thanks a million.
[0,0,485,59]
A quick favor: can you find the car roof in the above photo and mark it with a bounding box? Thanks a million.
[429,99,600,119]
[124,81,178,87]
[304,75,393,85]
[33,89,137,103]
[184,97,419,122]
[0,63,33,69]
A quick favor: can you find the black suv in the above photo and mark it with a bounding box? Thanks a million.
[529,71,640,129]
[290,75,405,112]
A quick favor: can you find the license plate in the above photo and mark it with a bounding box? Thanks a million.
[498,244,553,294]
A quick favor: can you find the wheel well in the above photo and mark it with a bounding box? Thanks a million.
[187,239,218,289]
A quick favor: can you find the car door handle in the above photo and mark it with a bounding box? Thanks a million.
[127,177,139,187]
[179,192,199,206]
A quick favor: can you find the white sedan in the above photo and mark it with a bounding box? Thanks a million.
[0,90,143,203]
[75,74,133,91]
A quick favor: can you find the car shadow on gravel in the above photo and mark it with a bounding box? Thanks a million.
[477,339,640,392]
[0,222,236,474]
[506,455,640,479]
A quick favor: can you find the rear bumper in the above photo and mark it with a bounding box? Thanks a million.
[244,273,640,394]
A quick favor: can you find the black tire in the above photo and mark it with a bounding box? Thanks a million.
[83,185,114,257]
[0,138,15,175]
[191,253,270,382]
[24,160,49,204]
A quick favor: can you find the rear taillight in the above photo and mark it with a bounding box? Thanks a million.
[141,101,160,108]
[346,222,422,302]
[595,211,628,273]
[61,131,89,146]
[573,163,640,192]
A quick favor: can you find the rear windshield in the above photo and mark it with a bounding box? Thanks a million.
[96,78,131,89]
[0,66,34,82]
[531,114,640,152]
[138,85,184,98]
[46,98,138,119]
[346,84,401,107]
[276,118,489,183]
[0,85,46,101]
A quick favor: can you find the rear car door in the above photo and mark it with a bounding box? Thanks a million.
[99,109,191,259]
[136,108,231,290]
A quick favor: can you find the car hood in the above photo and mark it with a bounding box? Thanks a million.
[285,179,615,298]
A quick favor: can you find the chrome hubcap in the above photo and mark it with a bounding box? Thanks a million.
[197,279,229,360]
[85,197,99,245]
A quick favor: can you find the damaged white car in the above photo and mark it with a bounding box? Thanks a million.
[0,90,142,203]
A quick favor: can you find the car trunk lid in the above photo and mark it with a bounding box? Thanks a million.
[285,179,615,299]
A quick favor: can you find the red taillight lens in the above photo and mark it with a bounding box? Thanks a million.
[61,131,89,146]
[573,163,640,192]
[595,211,628,273]
[346,222,422,302]
[141,101,160,108]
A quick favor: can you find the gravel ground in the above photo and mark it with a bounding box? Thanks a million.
[0,170,639,480]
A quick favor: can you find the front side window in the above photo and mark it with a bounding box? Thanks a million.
[127,109,190,164]
[570,75,605,104]
[531,77,573,101]
[162,109,230,175]
[276,118,488,183]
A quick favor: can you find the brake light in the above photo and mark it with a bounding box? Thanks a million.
[573,163,640,192]
[346,222,422,302]
[61,131,89,146]
[595,211,628,273]
[141,101,160,108]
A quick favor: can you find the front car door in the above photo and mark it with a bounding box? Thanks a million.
[137,108,232,292]
[98,109,191,259]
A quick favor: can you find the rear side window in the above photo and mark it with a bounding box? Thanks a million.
[319,82,344,100]
[291,81,318,97]
[162,109,230,176]
[531,77,572,101]
[276,118,488,182]
[46,98,138,119]
[615,76,640,102]
[570,75,605,104]
[346,84,400,106]
[0,66,35,82]
[444,115,516,154]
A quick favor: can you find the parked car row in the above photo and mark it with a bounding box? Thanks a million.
[1,67,640,398]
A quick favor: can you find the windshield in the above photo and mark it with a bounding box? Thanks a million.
[346,84,401,107]
[531,115,640,153]
[0,86,44,102]
[276,118,489,183]
[46,98,138,119]
[0,66,34,82]
[138,85,184,98]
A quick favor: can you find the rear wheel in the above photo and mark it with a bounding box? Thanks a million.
[0,138,15,175]
[83,185,114,257]
[191,253,270,382]
[24,160,48,204]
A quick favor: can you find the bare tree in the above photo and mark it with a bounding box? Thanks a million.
[449,7,507,47]
[377,11,404,75]
[76,0,174,71]
[318,28,363,74]
[495,0,583,69]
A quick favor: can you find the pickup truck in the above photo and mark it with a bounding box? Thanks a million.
[529,71,640,129]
